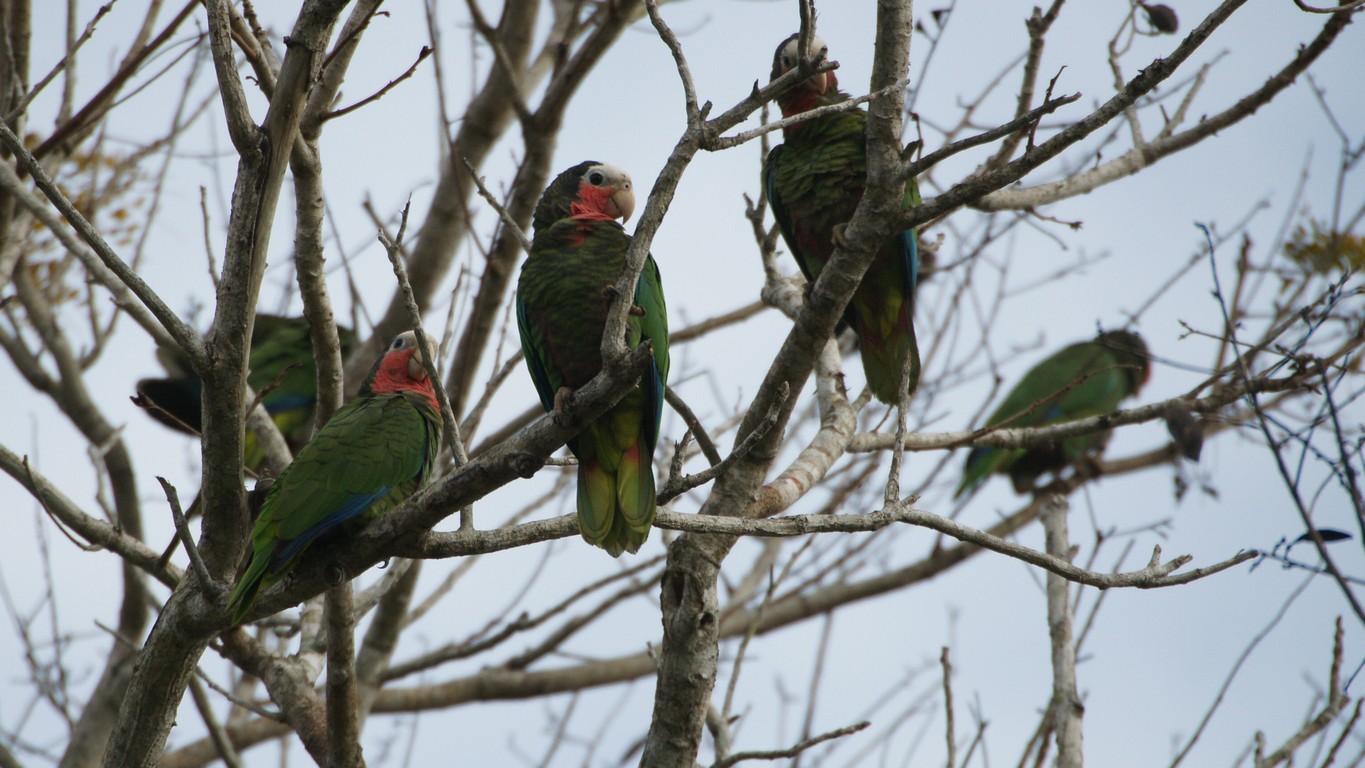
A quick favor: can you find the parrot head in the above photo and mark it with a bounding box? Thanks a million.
[362,331,438,400]
[1097,330,1151,393]
[532,161,635,232]
[771,33,835,110]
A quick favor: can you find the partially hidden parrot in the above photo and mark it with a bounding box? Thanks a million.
[227,330,441,624]
[955,330,1151,498]
[137,314,358,471]
[765,33,921,404]
[516,161,670,557]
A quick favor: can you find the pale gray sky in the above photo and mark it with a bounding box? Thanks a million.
[2,1,1362,765]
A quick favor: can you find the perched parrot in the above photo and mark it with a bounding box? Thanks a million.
[955,330,1151,497]
[765,33,921,404]
[227,331,441,624]
[516,161,669,557]
[137,314,358,470]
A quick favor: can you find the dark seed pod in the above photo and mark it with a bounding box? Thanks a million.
[1163,403,1203,462]
[1142,3,1179,34]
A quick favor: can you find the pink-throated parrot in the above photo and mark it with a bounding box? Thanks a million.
[227,330,441,624]
[516,161,669,557]
[955,330,1151,497]
[137,314,358,470]
[765,33,921,404]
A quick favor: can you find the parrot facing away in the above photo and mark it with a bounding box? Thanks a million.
[955,330,1151,498]
[516,161,670,557]
[765,33,922,404]
[227,331,441,625]
[137,314,358,470]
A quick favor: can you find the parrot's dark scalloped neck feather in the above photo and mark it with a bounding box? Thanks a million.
[1096,329,1151,390]
[532,160,602,234]
[771,33,800,80]
[357,350,389,397]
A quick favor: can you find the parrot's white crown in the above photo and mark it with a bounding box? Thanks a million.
[778,34,828,70]
[583,163,631,189]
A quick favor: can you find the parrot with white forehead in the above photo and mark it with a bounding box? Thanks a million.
[765,33,922,404]
[955,330,1152,497]
[227,330,441,624]
[516,161,670,556]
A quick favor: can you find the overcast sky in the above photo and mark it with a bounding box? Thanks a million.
[2,1,1363,765]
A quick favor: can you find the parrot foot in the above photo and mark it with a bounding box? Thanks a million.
[600,284,647,316]
[512,452,544,478]
[1075,456,1105,481]
[552,386,576,414]
[325,564,348,587]
[832,223,850,249]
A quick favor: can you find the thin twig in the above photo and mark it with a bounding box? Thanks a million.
[942,647,957,768]
[462,157,533,253]
[659,383,790,504]
[156,477,213,592]
[664,388,723,466]
[324,581,362,768]
[187,676,245,768]
[710,721,870,768]
[708,80,906,151]
[378,201,470,529]
[323,46,433,122]
[6,1,118,122]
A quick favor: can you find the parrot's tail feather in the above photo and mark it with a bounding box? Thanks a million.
[227,555,271,625]
[613,442,655,555]
[856,306,920,406]
[955,446,992,499]
[955,445,1023,499]
[577,457,622,556]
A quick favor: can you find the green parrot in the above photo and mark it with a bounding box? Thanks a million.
[227,331,441,624]
[516,161,670,557]
[765,33,921,404]
[955,330,1151,497]
[137,314,358,470]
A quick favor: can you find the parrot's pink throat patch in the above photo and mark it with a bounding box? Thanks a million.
[371,348,441,413]
[571,182,619,222]
[778,70,838,120]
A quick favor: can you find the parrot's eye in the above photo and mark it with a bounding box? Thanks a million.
[588,170,605,186]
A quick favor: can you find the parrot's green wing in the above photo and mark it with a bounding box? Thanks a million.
[517,191,669,557]
[227,391,438,623]
[765,93,921,403]
[764,144,814,284]
[956,334,1148,497]
[516,296,563,415]
[632,255,670,448]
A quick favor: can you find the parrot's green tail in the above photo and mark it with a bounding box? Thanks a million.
[227,551,272,625]
[858,310,920,406]
[576,436,655,557]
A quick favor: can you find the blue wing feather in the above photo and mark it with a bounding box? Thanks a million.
[516,295,557,414]
[264,393,316,415]
[269,486,391,569]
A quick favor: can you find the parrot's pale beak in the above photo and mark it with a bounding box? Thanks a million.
[407,339,433,382]
[802,71,830,95]
[407,354,428,382]
[608,184,635,223]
